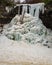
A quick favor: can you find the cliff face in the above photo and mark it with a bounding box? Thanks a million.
[40,2,52,30]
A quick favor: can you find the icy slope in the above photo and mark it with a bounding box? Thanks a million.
[3,13,52,48]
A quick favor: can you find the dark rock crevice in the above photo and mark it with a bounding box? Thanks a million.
[39,2,52,30]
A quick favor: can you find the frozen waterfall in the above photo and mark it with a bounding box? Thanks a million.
[8,3,45,27]
[2,3,52,48]
[0,3,52,65]
[15,3,45,18]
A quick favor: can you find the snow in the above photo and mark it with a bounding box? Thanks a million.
[0,35,52,65]
[0,3,52,65]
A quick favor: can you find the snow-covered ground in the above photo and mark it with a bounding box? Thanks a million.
[0,3,52,65]
[0,35,52,65]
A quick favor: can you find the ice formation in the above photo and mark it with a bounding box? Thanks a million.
[15,3,45,18]
[30,3,45,18]
[3,12,52,48]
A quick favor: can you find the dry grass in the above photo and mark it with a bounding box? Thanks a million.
[0,61,52,65]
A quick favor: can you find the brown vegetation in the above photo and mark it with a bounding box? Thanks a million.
[25,0,42,4]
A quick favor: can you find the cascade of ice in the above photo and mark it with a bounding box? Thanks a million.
[30,3,45,18]
[22,5,26,15]
[34,6,40,18]
[29,4,34,16]
[22,4,28,14]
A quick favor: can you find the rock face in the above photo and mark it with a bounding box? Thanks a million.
[40,2,52,30]
[40,10,52,30]
[5,5,23,18]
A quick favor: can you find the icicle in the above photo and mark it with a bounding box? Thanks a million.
[34,6,40,18]
[19,5,28,24]
[22,5,28,14]
[29,3,45,18]
[38,3,45,14]
[29,4,36,16]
